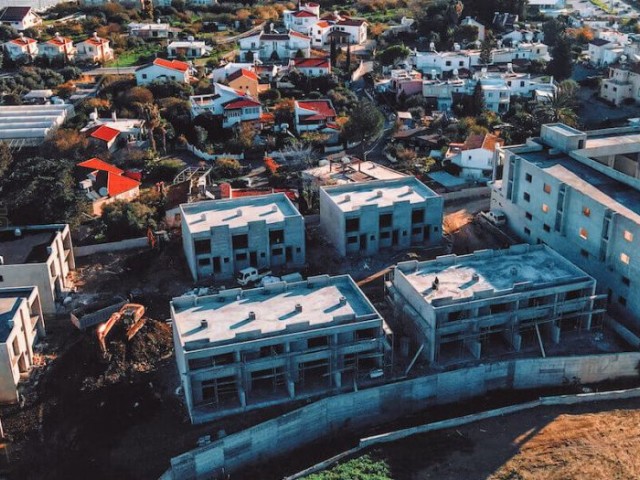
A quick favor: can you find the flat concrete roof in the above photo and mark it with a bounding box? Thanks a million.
[0,296,20,342]
[396,245,590,306]
[303,161,406,185]
[0,230,56,264]
[322,177,439,213]
[172,275,378,348]
[181,193,301,235]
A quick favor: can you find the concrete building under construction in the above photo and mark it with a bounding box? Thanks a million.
[385,244,606,365]
[171,274,391,423]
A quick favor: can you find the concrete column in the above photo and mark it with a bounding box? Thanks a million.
[464,338,481,359]
[547,322,561,344]
[503,328,522,351]
[287,379,295,398]
[238,386,246,407]
[333,371,342,388]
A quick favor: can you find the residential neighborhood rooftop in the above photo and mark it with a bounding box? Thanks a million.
[395,244,589,305]
[180,192,300,234]
[322,177,439,212]
[0,230,57,265]
[171,275,376,347]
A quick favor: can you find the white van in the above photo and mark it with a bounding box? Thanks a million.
[481,210,507,227]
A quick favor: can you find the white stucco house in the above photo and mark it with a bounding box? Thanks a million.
[135,58,193,85]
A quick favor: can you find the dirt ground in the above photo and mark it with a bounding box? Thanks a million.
[364,399,640,480]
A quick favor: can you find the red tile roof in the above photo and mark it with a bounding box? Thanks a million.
[107,172,140,197]
[315,20,331,28]
[10,36,36,46]
[77,157,123,175]
[294,57,330,69]
[227,68,259,82]
[290,30,311,40]
[88,125,120,143]
[292,10,316,17]
[337,18,367,27]
[84,35,109,46]
[223,98,261,110]
[297,100,336,119]
[47,35,72,46]
[153,57,189,72]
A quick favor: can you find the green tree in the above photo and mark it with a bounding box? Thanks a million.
[472,81,485,114]
[376,44,410,66]
[346,44,351,73]
[0,142,12,177]
[479,36,493,65]
[534,79,579,126]
[1,156,88,226]
[547,35,573,81]
[542,18,566,47]
[342,100,384,160]
[100,200,157,241]
[215,157,243,178]
[330,38,337,67]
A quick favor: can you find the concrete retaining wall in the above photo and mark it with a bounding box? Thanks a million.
[185,143,244,162]
[441,186,490,202]
[74,237,148,257]
[164,352,640,480]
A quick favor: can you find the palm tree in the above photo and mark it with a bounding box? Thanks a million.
[533,79,579,127]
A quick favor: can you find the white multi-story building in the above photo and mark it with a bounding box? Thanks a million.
[76,33,114,63]
[238,30,311,62]
[283,2,320,33]
[0,225,75,317]
[588,38,624,66]
[171,274,390,422]
[491,123,640,338]
[320,177,443,256]
[600,63,640,106]
[0,286,45,403]
[180,193,305,281]
[291,57,331,76]
[385,244,603,365]
[39,33,76,62]
[128,22,180,40]
[135,58,193,85]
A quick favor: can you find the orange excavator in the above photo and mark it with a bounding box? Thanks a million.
[96,303,147,357]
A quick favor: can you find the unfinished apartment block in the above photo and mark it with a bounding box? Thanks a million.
[319,177,443,256]
[0,225,75,316]
[171,274,390,423]
[180,193,305,281]
[0,286,45,403]
[385,244,605,365]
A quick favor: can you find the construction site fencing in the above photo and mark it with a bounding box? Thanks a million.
[162,352,640,480]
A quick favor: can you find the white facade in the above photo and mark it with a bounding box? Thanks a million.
[600,64,640,106]
[491,123,640,336]
[414,50,470,75]
[0,7,41,31]
[3,35,37,61]
[180,193,305,281]
[283,3,320,33]
[0,286,45,403]
[167,40,210,58]
[0,225,75,317]
[189,83,262,128]
[238,30,311,62]
[320,177,443,256]
[39,34,76,61]
[446,133,504,179]
[293,99,338,134]
[135,58,192,85]
[76,34,114,63]
[588,39,624,66]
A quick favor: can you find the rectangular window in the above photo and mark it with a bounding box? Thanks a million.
[524,227,531,235]
[379,213,392,228]
[380,231,390,239]
[543,183,551,194]
[525,173,532,183]
[347,236,358,244]
[543,224,551,232]
[232,234,248,250]
[272,247,283,256]
[582,206,591,217]
[579,228,588,239]
[346,217,359,233]
[236,252,247,261]
[411,209,424,224]
[622,276,631,286]
[619,296,627,307]
[580,249,589,258]
[621,253,630,264]
[624,230,633,242]
[198,258,210,266]
[269,229,284,244]
[194,239,211,255]
[525,212,532,220]
[542,204,549,213]
[523,192,530,202]
[412,227,422,235]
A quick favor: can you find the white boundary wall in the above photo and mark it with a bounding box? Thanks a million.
[163,352,640,480]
